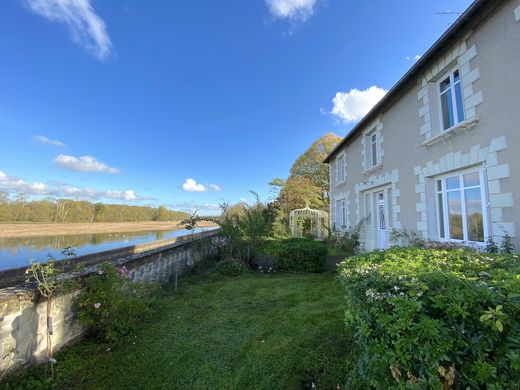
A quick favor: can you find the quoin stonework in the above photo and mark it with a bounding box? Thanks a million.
[325,0,520,251]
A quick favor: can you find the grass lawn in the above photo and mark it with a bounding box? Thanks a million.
[6,272,353,389]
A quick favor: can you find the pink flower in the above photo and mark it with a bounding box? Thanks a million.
[118,265,131,278]
[94,302,101,309]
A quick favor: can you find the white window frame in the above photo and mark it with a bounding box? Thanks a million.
[336,198,347,230]
[437,68,465,132]
[435,167,489,243]
[371,133,378,167]
[336,153,346,185]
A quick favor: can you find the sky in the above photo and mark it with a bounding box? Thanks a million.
[0,0,474,215]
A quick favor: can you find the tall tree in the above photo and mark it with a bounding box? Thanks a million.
[270,132,341,235]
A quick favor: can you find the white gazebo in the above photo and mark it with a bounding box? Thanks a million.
[289,205,328,240]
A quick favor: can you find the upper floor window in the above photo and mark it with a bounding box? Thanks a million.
[337,154,346,184]
[370,133,378,167]
[439,69,465,130]
[436,169,488,243]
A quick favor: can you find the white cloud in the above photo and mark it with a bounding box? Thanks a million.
[24,0,112,60]
[170,201,220,214]
[330,86,387,123]
[0,169,147,202]
[33,135,66,147]
[209,184,222,192]
[406,54,422,62]
[265,0,317,21]
[182,178,206,193]
[54,154,120,173]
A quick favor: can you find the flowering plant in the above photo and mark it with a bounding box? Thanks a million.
[338,248,520,388]
[79,262,160,343]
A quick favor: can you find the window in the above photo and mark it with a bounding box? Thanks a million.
[371,133,378,167]
[436,170,488,242]
[337,154,346,184]
[336,199,347,229]
[439,69,465,130]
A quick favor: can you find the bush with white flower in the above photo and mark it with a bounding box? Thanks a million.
[338,248,520,388]
[79,262,160,343]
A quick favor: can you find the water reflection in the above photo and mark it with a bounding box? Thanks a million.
[0,227,217,270]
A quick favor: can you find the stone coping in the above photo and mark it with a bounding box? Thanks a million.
[0,228,220,293]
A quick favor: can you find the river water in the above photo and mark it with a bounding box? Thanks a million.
[0,227,218,270]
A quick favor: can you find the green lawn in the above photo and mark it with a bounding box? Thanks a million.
[7,272,353,389]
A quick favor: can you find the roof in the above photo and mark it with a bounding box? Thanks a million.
[324,0,490,163]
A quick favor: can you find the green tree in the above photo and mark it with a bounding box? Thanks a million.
[93,203,106,222]
[270,132,341,236]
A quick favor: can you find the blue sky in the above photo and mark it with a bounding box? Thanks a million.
[0,0,473,215]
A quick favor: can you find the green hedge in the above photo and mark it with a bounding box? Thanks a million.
[212,258,247,276]
[338,248,520,389]
[263,238,327,273]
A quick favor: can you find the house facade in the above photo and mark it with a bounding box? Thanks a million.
[325,0,520,251]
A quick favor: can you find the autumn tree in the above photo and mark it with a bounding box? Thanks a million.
[270,132,341,236]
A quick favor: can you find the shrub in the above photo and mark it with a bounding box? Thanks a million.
[329,216,369,256]
[212,259,247,277]
[78,263,160,343]
[263,238,327,273]
[338,248,520,388]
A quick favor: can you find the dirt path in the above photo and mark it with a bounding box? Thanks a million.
[0,221,217,238]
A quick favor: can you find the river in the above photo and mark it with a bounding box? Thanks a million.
[0,226,218,270]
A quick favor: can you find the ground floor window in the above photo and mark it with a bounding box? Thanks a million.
[336,199,347,230]
[435,169,488,242]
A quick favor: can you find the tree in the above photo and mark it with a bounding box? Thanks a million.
[289,132,342,203]
[0,191,11,222]
[269,132,341,236]
[93,203,106,222]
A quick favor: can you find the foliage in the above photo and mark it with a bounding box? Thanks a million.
[338,247,520,388]
[389,228,424,248]
[212,258,247,277]
[329,216,369,256]
[25,256,59,298]
[3,274,353,389]
[263,238,327,273]
[269,133,341,237]
[501,232,515,254]
[182,192,272,266]
[78,263,160,343]
[0,191,187,223]
[486,236,499,254]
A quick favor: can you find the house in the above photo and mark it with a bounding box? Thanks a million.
[324,0,520,251]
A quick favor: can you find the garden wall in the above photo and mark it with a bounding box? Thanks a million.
[0,229,219,373]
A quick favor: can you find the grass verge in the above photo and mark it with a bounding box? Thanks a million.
[4,272,353,389]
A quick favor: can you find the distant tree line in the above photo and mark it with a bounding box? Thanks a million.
[0,192,188,223]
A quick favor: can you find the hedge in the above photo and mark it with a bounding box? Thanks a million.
[263,238,327,273]
[338,248,520,389]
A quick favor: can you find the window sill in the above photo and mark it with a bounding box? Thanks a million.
[335,180,347,187]
[362,163,383,176]
[419,117,479,148]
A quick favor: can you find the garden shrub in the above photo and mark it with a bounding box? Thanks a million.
[338,248,520,389]
[263,238,327,272]
[212,258,247,277]
[79,263,160,343]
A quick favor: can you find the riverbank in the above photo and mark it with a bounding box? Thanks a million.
[0,221,217,238]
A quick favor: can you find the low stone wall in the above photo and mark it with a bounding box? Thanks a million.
[0,229,219,374]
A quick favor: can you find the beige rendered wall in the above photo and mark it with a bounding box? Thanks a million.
[330,0,520,250]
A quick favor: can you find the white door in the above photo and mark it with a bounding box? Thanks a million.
[376,192,388,249]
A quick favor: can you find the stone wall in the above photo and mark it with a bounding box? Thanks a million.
[0,229,219,374]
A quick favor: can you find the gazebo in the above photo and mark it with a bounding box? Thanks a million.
[289,205,328,240]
